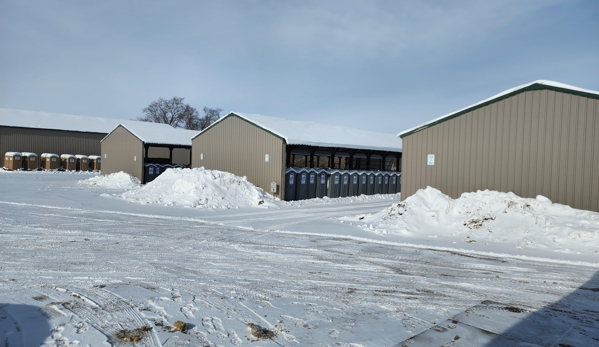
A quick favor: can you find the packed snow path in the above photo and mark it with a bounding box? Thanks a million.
[0,172,598,346]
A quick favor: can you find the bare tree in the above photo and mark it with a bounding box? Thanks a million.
[136,97,199,129]
[136,97,221,131]
[196,107,222,130]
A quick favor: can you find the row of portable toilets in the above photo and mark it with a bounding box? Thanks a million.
[284,168,401,201]
[144,163,188,183]
[3,152,101,171]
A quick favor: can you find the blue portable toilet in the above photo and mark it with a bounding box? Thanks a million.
[382,173,390,194]
[357,172,368,196]
[388,173,398,194]
[327,171,341,198]
[307,170,318,199]
[340,172,350,198]
[295,170,309,200]
[366,173,375,195]
[315,170,328,198]
[374,173,384,194]
[285,170,297,201]
[348,172,359,197]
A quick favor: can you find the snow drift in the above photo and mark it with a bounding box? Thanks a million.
[80,171,140,189]
[120,167,276,209]
[349,187,599,255]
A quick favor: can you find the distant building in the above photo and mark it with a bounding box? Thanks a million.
[0,108,124,167]
[101,122,198,183]
[191,112,402,200]
[398,81,599,212]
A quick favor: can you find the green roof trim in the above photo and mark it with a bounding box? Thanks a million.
[399,83,599,139]
[191,112,286,142]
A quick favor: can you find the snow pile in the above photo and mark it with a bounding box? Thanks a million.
[81,172,141,189]
[121,167,276,209]
[348,187,599,254]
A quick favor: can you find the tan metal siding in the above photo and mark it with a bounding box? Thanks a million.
[191,116,285,199]
[101,126,144,182]
[0,127,104,167]
[401,89,599,212]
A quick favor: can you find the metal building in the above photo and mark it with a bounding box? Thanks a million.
[0,108,147,168]
[101,122,197,183]
[398,80,599,212]
[191,112,402,200]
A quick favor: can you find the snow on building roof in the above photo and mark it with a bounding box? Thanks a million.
[0,108,143,134]
[198,112,402,152]
[105,122,198,146]
[398,80,599,138]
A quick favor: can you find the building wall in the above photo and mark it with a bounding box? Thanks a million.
[101,126,144,182]
[0,126,105,167]
[401,89,599,212]
[147,147,190,165]
[191,115,286,199]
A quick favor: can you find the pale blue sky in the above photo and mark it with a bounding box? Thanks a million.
[1,0,598,133]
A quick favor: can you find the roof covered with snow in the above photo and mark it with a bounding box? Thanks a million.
[0,108,144,134]
[104,122,198,146]
[398,80,599,138]
[196,112,402,152]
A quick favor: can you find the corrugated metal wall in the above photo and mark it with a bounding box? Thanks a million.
[191,115,285,199]
[402,89,599,212]
[0,126,105,167]
[101,126,144,182]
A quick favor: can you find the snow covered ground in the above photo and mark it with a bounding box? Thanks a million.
[1,170,598,346]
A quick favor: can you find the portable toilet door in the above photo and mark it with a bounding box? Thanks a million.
[375,173,384,194]
[357,172,368,196]
[21,152,38,170]
[307,170,317,199]
[144,164,155,184]
[367,173,375,195]
[397,173,402,193]
[75,155,89,171]
[88,155,101,171]
[327,172,341,198]
[388,173,398,194]
[4,152,22,170]
[60,154,76,171]
[295,171,309,200]
[348,172,359,197]
[340,173,350,198]
[41,153,59,170]
[382,173,390,194]
[315,171,328,198]
[284,170,297,201]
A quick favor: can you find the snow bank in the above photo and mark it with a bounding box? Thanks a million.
[348,187,599,255]
[120,167,276,209]
[81,172,141,189]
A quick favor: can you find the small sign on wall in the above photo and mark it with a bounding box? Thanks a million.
[265,154,269,162]
[427,154,435,166]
